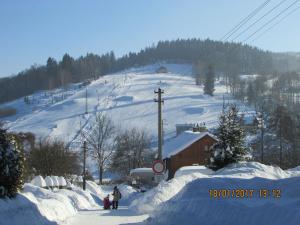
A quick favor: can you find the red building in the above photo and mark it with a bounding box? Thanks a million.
[163,131,218,179]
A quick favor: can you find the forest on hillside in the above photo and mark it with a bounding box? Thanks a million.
[1,38,299,104]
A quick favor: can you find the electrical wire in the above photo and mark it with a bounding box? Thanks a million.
[231,0,289,41]
[221,0,272,41]
[249,4,300,42]
[242,0,300,42]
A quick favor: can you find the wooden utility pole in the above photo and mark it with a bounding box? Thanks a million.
[258,111,264,163]
[154,88,164,160]
[83,141,87,190]
[85,88,88,114]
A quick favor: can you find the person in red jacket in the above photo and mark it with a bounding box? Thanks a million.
[103,194,111,210]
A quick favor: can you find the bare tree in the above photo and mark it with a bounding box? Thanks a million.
[110,128,152,177]
[83,112,114,184]
[28,139,81,177]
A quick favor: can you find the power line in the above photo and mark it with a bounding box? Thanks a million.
[231,0,289,41]
[242,0,300,42]
[249,4,300,42]
[221,0,272,41]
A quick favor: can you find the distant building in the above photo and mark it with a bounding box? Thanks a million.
[163,131,218,179]
[129,168,155,187]
[175,123,207,136]
[175,123,194,136]
[156,66,168,73]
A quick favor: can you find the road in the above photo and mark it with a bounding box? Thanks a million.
[63,206,148,225]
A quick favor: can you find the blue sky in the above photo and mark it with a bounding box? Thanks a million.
[0,0,300,77]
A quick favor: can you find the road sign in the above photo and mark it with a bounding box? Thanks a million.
[152,160,165,174]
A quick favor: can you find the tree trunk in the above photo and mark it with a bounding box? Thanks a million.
[99,165,103,185]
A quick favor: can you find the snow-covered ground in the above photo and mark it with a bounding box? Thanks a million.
[2,162,300,225]
[0,180,143,225]
[130,162,300,225]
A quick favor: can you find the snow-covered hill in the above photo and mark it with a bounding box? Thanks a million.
[2,64,253,146]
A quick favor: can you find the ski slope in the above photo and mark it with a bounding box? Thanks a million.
[3,64,253,147]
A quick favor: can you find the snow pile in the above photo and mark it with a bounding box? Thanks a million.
[85,180,106,200]
[44,176,54,188]
[142,176,300,225]
[214,161,289,179]
[0,182,102,225]
[286,166,300,177]
[118,184,139,204]
[130,172,209,213]
[57,176,67,187]
[51,176,59,187]
[136,162,300,225]
[30,176,46,188]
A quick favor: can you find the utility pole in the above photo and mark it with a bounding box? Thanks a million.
[154,88,164,160]
[82,141,87,190]
[85,88,88,114]
[257,112,264,163]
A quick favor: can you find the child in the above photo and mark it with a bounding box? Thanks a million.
[103,194,111,210]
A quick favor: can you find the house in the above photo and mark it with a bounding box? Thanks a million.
[163,131,218,179]
[156,66,168,73]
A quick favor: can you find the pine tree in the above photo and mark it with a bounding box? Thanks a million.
[0,128,24,198]
[247,82,256,105]
[203,65,215,96]
[269,105,294,167]
[210,104,247,170]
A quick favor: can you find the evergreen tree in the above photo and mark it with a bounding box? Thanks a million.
[269,105,294,167]
[210,104,247,170]
[0,127,24,198]
[247,82,256,105]
[203,65,215,96]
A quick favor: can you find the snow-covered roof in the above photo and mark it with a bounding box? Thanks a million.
[174,166,214,178]
[130,168,154,175]
[163,131,217,158]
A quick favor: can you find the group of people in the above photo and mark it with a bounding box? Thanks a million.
[103,186,122,210]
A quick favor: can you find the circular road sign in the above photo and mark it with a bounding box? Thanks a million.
[152,160,165,174]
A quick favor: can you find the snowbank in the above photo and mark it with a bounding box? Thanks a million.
[85,180,106,200]
[45,176,54,187]
[131,162,300,216]
[214,161,289,179]
[286,165,300,177]
[142,176,300,225]
[30,175,46,188]
[130,172,209,214]
[131,162,300,225]
[0,181,105,225]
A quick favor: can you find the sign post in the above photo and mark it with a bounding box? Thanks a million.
[152,160,165,183]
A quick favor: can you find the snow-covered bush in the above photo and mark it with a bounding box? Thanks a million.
[44,176,54,188]
[57,176,67,188]
[51,176,59,187]
[0,128,25,198]
[30,176,46,188]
